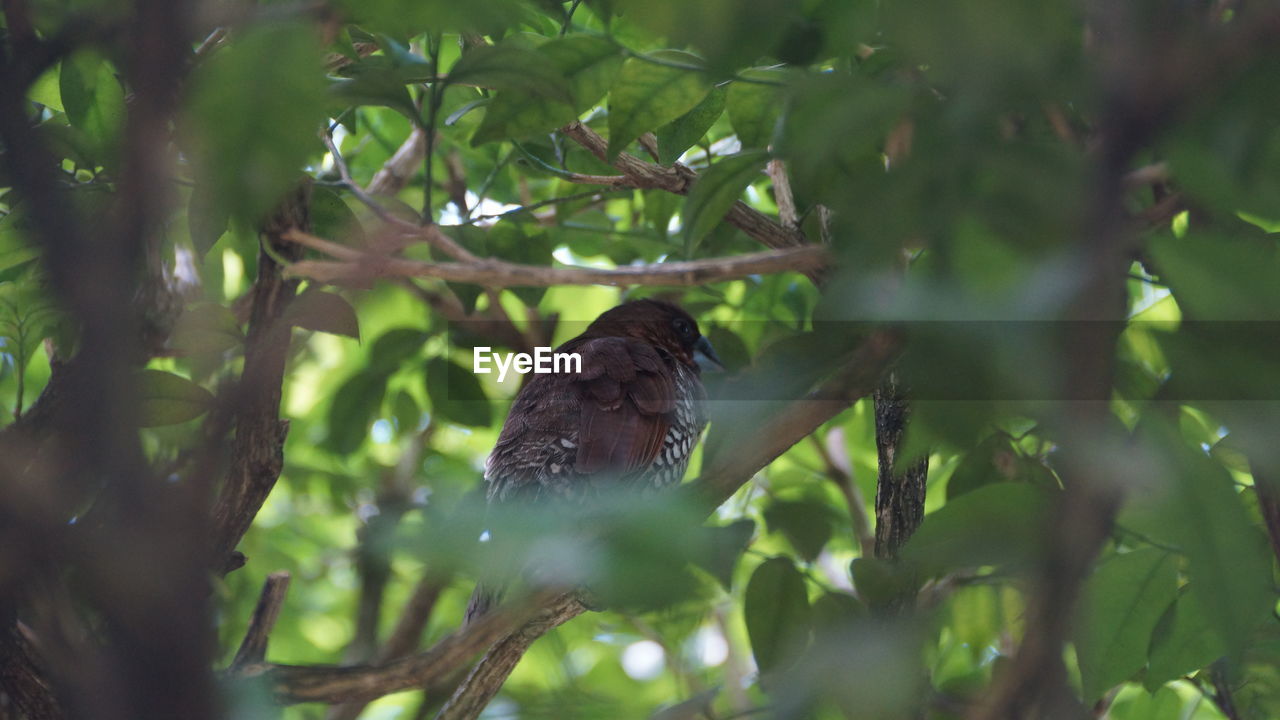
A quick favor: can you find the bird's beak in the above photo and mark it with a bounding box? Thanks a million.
[693,336,725,372]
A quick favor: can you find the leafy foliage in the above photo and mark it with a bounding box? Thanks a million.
[2,0,1279,719]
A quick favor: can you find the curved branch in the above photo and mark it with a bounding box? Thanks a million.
[252,592,578,704]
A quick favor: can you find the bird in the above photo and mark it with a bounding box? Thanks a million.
[464,298,721,624]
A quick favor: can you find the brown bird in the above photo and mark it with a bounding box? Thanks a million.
[465,299,721,623]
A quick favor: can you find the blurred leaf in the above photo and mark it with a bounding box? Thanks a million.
[745,556,811,674]
[696,518,755,588]
[187,186,229,258]
[28,65,63,112]
[170,303,243,355]
[369,328,430,373]
[681,150,768,253]
[310,186,365,244]
[763,498,833,562]
[726,69,785,149]
[811,591,867,631]
[1074,548,1177,703]
[287,290,360,340]
[0,208,40,272]
[472,36,623,145]
[650,687,720,720]
[654,85,726,165]
[425,356,491,427]
[448,43,572,102]
[607,52,712,161]
[1145,589,1227,690]
[60,51,124,165]
[1126,418,1273,656]
[186,22,328,225]
[325,370,387,453]
[390,389,421,434]
[901,484,1051,576]
[137,369,214,427]
[945,433,1020,500]
[328,70,417,119]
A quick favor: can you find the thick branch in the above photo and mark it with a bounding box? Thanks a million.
[432,596,588,720]
[229,572,292,671]
[873,377,929,563]
[209,184,310,575]
[254,592,577,704]
[283,229,828,288]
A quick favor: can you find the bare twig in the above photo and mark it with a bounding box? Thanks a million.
[229,572,292,671]
[767,158,799,230]
[813,427,875,558]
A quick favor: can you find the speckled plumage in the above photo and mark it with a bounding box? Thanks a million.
[465,299,715,623]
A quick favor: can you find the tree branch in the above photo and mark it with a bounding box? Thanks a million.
[431,596,589,720]
[252,591,578,704]
[282,228,828,288]
[229,572,292,671]
[209,184,310,575]
[559,122,808,251]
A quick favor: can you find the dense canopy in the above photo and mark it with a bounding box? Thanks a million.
[2,1,1280,720]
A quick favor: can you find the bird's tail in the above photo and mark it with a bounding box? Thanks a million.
[464,582,505,626]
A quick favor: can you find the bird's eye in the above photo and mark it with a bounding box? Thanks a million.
[672,318,693,338]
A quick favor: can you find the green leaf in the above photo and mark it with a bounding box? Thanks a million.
[390,389,421,434]
[137,369,215,427]
[945,433,1020,500]
[471,36,624,145]
[744,556,811,674]
[170,303,243,355]
[1125,419,1273,656]
[681,150,767,253]
[311,187,365,244]
[763,498,833,562]
[654,85,726,165]
[901,484,1051,577]
[0,208,40,272]
[425,356,492,427]
[726,68,786,149]
[28,65,64,112]
[325,371,387,454]
[287,290,361,340]
[1073,548,1178,703]
[185,22,328,225]
[328,71,417,119]
[446,44,573,103]
[811,591,867,631]
[543,36,626,113]
[607,51,712,161]
[187,186,229,258]
[59,52,125,165]
[1145,589,1228,690]
[369,328,430,374]
[696,519,755,589]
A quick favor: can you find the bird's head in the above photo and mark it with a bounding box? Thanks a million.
[584,299,723,373]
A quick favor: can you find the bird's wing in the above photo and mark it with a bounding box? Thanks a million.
[573,337,676,475]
